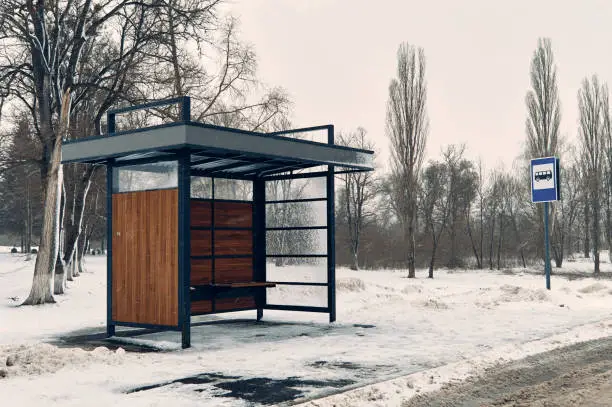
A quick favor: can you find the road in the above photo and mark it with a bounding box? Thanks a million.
[403,336,612,407]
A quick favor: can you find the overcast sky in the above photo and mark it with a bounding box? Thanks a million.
[229,0,612,173]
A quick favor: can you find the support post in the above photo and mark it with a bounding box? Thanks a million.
[327,125,336,323]
[253,178,266,321]
[181,96,191,122]
[106,161,115,337]
[544,201,551,290]
[178,151,191,348]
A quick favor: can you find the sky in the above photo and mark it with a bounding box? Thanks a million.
[227,0,612,173]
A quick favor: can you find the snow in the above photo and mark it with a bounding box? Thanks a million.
[1,252,611,406]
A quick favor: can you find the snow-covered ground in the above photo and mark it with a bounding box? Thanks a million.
[1,252,611,406]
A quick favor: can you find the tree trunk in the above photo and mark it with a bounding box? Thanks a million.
[553,211,564,268]
[23,151,61,304]
[429,231,437,278]
[449,217,457,268]
[592,189,601,274]
[63,167,95,279]
[466,211,482,268]
[407,211,416,278]
[607,189,612,262]
[509,212,526,268]
[78,228,87,274]
[584,191,590,258]
[488,214,496,270]
[497,211,503,270]
[23,89,71,306]
[53,253,66,295]
[351,251,359,271]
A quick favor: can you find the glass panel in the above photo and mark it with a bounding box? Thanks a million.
[266,258,327,283]
[214,178,253,201]
[191,176,212,198]
[265,177,326,201]
[266,229,327,256]
[266,285,328,307]
[266,201,327,228]
[113,161,177,193]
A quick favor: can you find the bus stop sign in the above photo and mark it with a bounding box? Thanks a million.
[531,156,560,203]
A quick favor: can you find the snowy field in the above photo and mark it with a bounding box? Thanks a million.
[1,251,611,406]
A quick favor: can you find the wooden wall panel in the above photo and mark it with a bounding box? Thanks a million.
[112,189,178,326]
[191,300,213,314]
[215,230,253,255]
[215,258,253,283]
[214,202,252,228]
[191,259,212,285]
[216,296,256,311]
[191,230,212,256]
[191,201,212,227]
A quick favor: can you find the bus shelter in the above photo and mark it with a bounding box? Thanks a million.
[61,97,374,348]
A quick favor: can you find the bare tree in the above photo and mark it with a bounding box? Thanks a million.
[0,1,209,304]
[420,161,450,278]
[337,128,377,270]
[441,145,477,268]
[0,1,289,304]
[386,42,428,278]
[485,170,503,270]
[524,37,561,264]
[465,158,485,269]
[525,38,561,160]
[503,170,528,268]
[578,75,606,273]
[603,89,612,262]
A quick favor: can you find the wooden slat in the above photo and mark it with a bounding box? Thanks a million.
[215,296,256,311]
[214,202,252,228]
[191,201,212,227]
[112,189,178,326]
[215,257,253,283]
[191,300,213,314]
[215,230,252,255]
[191,229,212,256]
[191,259,212,285]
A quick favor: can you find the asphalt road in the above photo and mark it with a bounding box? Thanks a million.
[402,336,612,407]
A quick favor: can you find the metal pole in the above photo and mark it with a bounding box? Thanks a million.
[327,125,336,323]
[544,201,551,290]
[178,152,191,349]
[106,162,115,337]
[254,178,266,321]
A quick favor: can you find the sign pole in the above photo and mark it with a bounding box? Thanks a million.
[544,201,551,290]
[531,156,559,291]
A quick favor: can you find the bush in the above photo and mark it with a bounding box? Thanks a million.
[31,248,37,254]
[10,248,17,254]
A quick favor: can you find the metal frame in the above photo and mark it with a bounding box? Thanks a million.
[64,97,371,349]
[106,160,114,337]
[178,149,191,348]
[258,126,336,321]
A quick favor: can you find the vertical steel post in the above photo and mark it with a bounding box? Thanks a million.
[253,178,266,321]
[211,177,216,313]
[106,112,116,338]
[106,162,115,337]
[181,96,191,122]
[178,151,191,348]
[544,201,551,290]
[327,125,336,323]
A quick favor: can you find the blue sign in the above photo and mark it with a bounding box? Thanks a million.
[531,156,560,203]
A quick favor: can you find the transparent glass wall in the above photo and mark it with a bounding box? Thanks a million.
[113,161,178,193]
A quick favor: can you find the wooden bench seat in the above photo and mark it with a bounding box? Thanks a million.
[211,282,276,288]
[190,282,276,291]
